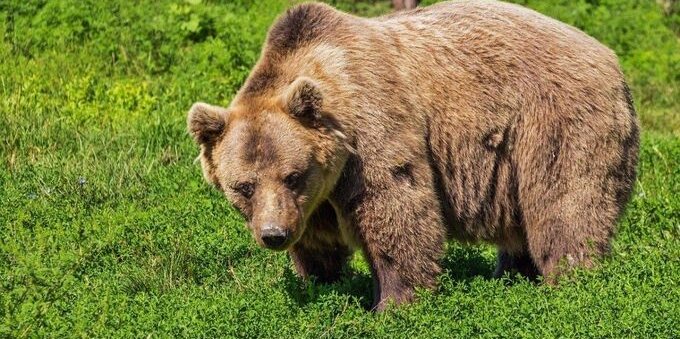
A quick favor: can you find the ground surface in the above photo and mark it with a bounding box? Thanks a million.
[1,0,679,337]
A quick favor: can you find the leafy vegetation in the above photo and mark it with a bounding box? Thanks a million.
[1,0,678,337]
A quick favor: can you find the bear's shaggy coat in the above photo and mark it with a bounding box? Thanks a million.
[188,0,639,310]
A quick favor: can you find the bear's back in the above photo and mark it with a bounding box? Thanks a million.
[377,0,619,77]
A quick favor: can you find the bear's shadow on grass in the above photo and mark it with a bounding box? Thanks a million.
[282,245,497,310]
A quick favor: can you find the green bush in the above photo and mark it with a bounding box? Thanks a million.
[513,0,680,109]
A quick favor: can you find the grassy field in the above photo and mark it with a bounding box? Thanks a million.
[1,0,679,337]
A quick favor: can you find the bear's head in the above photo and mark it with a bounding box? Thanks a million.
[188,77,351,250]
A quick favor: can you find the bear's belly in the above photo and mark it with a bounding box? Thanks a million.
[429,127,525,250]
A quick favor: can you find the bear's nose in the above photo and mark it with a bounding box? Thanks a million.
[261,225,288,249]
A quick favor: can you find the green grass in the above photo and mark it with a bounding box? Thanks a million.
[1,0,679,337]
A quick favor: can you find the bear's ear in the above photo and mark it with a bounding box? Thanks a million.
[187,102,229,145]
[282,77,323,122]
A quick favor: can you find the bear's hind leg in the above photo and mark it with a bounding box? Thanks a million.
[493,249,540,280]
[524,204,614,283]
[516,110,633,282]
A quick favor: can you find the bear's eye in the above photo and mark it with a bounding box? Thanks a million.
[232,182,255,199]
[283,171,304,190]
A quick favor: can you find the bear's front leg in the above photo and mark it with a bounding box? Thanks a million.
[289,241,350,284]
[351,175,446,311]
[288,201,351,284]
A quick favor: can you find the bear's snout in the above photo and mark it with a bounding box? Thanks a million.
[249,188,301,250]
[260,224,290,250]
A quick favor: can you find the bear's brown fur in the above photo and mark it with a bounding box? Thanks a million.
[188,0,639,310]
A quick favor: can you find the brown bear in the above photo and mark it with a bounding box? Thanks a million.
[187,0,639,310]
